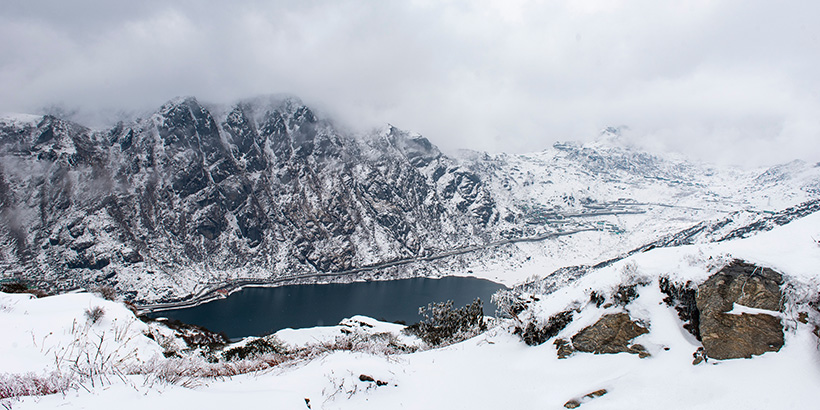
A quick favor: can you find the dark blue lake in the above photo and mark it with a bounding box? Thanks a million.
[149,277,506,339]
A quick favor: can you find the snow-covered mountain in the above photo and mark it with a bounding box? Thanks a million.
[1,97,819,303]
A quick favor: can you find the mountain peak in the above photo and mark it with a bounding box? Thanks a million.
[595,126,629,145]
[381,123,441,167]
[159,96,199,110]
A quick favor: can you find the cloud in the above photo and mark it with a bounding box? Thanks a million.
[1,0,818,166]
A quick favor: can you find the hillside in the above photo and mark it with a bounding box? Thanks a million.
[2,196,819,409]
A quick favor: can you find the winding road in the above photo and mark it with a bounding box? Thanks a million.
[137,227,601,313]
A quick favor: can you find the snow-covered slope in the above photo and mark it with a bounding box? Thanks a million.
[439,130,820,286]
[0,291,162,375]
[1,99,818,303]
[4,194,819,409]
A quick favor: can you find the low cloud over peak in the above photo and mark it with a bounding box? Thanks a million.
[2,0,818,166]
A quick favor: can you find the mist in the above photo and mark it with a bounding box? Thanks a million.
[2,0,819,166]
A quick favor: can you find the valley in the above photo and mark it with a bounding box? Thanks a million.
[2,97,818,305]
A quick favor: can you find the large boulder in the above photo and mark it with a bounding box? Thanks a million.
[696,261,784,360]
[570,313,649,357]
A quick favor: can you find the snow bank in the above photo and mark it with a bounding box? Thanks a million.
[273,315,420,350]
[4,211,820,409]
[0,292,163,375]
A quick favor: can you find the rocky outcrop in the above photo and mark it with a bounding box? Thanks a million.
[554,338,574,359]
[564,389,608,409]
[514,310,573,346]
[569,313,649,357]
[696,261,784,360]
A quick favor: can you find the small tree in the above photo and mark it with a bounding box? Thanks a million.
[404,298,486,346]
[223,337,287,361]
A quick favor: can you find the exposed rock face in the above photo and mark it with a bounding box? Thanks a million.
[0,97,499,302]
[696,261,784,360]
[570,313,649,356]
[659,277,701,340]
[554,338,574,359]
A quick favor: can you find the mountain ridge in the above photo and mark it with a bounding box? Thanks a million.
[1,96,818,303]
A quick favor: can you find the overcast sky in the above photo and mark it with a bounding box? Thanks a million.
[1,0,819,166]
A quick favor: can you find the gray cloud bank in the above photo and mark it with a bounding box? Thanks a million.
[1,0,819,166]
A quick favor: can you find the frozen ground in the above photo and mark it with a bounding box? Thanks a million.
[2,212,819,409]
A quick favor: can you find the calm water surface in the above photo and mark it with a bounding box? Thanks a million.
[149,277,506,339]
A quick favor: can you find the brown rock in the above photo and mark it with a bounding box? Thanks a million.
[692,347,707,365]
[696,261,784,360]
[629,343,651,358]
[797,312,809,324]
[697,261,782,313]
[359,374,388,386]
[571,313,649,355]
[564,389,608,408]
[702,312,783,359]
[554,338,574,359]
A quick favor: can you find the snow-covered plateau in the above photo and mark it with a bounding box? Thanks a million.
[2,196,819,409]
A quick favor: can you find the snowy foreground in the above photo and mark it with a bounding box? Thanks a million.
[3,213,820,409]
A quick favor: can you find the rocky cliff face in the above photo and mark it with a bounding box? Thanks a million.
[0,97,497,301]
[1,97,818,303]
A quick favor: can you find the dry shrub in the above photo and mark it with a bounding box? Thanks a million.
[223,337,287,361]
[84,306,105,324]
[0,371,75,400]
[91,286,117,301]
[136,330,413,389]
[404,299,486,347]
[302,332,416,360]
[134,355,290,388]
[0,282,47,298]
[513,310,574,346]
[1,308,418,400]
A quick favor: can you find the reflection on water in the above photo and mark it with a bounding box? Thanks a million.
[149,277,506,339]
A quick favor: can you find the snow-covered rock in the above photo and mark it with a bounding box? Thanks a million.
[272,315,421,350]
[696,261,785,360]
